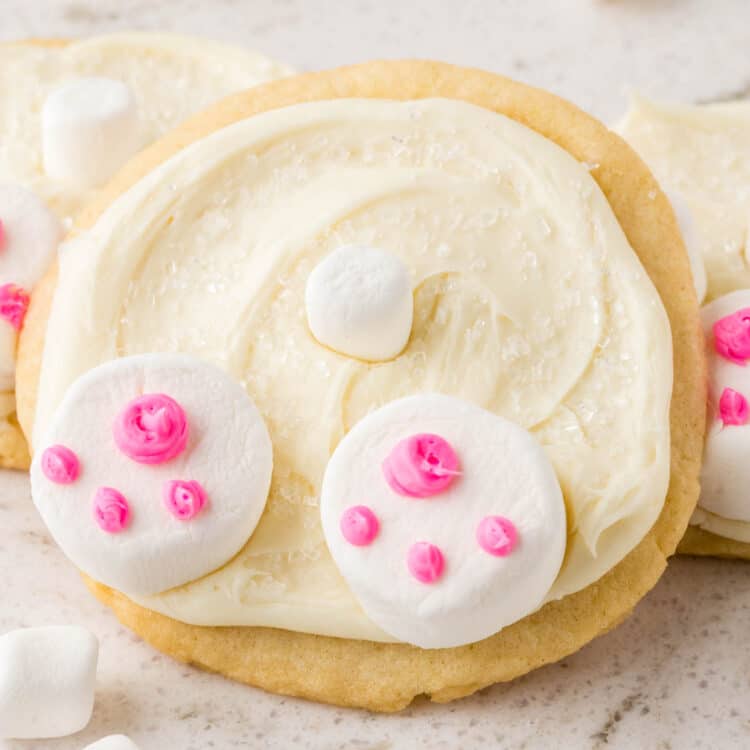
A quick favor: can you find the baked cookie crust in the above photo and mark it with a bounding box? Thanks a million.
[17,60,706,711]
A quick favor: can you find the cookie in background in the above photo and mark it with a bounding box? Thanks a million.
[618,95,750,558]
[0,32,292,468]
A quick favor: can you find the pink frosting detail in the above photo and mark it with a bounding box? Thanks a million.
[407,541,445,583]
[0,219,5,252]
[163,479,207,521]
[93,487,130,533]
[382,433,460,498]
[719,387,749,426]
[0,283,30,330]
[40,444,80,484]
[714,307,750,365]
[476,515,518,557]
[113,393,189,465]
[340,505,380,546]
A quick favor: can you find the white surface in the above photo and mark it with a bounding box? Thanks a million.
[2,0,750,748]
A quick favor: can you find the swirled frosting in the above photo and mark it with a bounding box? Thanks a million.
[0,32,292,222]
[618,95,750,303]
[34,98,673,641]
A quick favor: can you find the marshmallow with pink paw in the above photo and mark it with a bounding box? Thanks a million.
[31,353,273,596]
[320,394,567,649]
[699,290,750,521]
[0,626,98,739]
[0,184,62,388]
[83,735,140,750]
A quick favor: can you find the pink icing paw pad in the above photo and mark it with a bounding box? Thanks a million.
[382,433,460,498]
[40,444,80,484]
[113,393,189,464]
[407,541,445,583]
[340,505,379,546]
[163,479,207,520]
[320,394,567,649]
[30,354,273,597]
[476,515,518,556]
[713,307,750,365]
[719,387,748,426]
[0,219,5,252]
[93,487,130,533]
[0,283,30,330]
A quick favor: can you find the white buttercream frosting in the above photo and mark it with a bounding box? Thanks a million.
[0,32,293,222]
[34,97,673,641]
[618,94,750,303]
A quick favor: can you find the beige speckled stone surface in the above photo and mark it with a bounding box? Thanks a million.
[3,0,750,746]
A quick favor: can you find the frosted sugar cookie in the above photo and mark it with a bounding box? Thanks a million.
[19,61,705,711]
[0,33,292,468]
[619,96,750,558]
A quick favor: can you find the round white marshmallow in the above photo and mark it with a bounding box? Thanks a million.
[305,245,413,361]
[42,77,141,189]
[666,189,707,304]
[320,393,567,649]
[83,735,140,750]
[31,353,273,596]
[700,290,750,522]
[0,626,98,739]
[0,183,63,388]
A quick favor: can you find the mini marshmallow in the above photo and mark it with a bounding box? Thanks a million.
[83,735,140,750]
[42,77,140,189]
[666,189,707,304]
[0,626,98,739]
[31,353,273,596]
[320,394,567,648]
[305,245,413,361]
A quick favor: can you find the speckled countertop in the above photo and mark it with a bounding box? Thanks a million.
[2,1,750,748]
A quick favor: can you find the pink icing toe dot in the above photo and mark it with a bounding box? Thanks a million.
[407,541,445,583]
[93,487,130,533]
[113,393,189,464]
[382,433,460,498]
[0,283,30,330]
[713,307,750,365]
[164,479,207,521]
[719,387,749,426]
[40,444,80,484]
[476,515,518,557]
[340,505,379,546]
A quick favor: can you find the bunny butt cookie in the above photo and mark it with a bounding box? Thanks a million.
[619,96,750,558]
[19,61,705,711]
[0,33,292,469]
